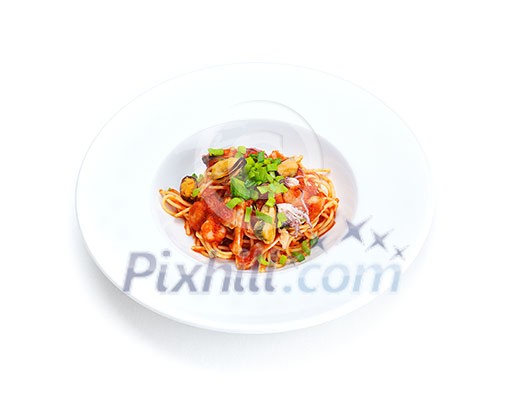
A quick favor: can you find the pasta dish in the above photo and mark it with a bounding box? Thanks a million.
[159,147,339,271]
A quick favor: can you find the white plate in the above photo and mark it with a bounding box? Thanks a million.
[76,64,433,333]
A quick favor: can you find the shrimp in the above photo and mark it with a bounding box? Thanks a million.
[282,186,302,205]
[306,195,324,222]
[187,200,208,231]
[282,179,321,208]
[200,216,227,244]
[230,203,246,256]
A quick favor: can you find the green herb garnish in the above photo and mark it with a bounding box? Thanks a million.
[266,162,278,172]
[257,185,269,194]
[269,182,288,194]
[226,197,243,209]
[310,235,319,248]
[246,156,255,167]
[230,177,251,200]
[244,206,252,223]
[208,148,224,156]
[301,240,311,256]
[257,254,269,266]
[207,148,290,207]
[277,212,288,227]
[255,211,274,224]
[293,252,306,262]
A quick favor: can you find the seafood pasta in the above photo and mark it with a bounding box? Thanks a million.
[159,147,339,271]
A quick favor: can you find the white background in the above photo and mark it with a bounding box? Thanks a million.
[1,1,524,393]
